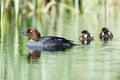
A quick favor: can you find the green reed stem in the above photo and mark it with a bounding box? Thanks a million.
[0,0,4,80]
[14,0,19,79]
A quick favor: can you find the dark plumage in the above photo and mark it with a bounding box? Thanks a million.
[100,27,113,41]
[22,28,76,50]
[79,30,94,45]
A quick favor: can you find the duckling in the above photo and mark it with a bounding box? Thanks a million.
[100,27,113,41]
[79,30,94,45]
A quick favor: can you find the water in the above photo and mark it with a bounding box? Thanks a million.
[1,18,120,80]
[1,28,120,80]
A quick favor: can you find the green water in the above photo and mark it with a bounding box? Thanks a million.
[1,0,120,80]
[1,24,120,80]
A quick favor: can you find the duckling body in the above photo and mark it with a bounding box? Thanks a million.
[100,28,113,41]
[79,30,94,45]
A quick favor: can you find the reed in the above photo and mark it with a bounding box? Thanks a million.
[0,0,5,80]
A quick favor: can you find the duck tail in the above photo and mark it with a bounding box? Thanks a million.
[71,43,80,46]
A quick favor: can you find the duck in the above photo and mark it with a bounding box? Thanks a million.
[79,30,94,45]
[99,27,113,41]
[22,28,76,49]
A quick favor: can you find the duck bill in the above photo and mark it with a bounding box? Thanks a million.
[21,31,28,36]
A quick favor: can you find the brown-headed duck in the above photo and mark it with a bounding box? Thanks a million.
[100,27,113,41]
[22,28,76,48]
[79,30,94,45]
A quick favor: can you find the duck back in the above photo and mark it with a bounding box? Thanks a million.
[27,36,75,48]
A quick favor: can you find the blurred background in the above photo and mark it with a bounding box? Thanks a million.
[0,0,120,80]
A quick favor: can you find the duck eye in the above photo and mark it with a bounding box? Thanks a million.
[30,30,33,32]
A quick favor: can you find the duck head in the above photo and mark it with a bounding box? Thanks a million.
[101,27,109,33]
[81,30,91,38]
[82,30,89,34]
[22,28,41,41]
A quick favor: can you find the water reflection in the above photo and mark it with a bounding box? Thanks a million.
[27,50,41,63]
[27,45,73,63]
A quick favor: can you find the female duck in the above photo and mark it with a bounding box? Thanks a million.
[22,28,75,48]
[79,30,94,45]
[100,27,113,41]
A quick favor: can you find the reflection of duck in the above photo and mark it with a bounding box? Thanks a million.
[100,27,113,41]
[79,30,94,45]
[22,28,77,49]
[27,50,41,63]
